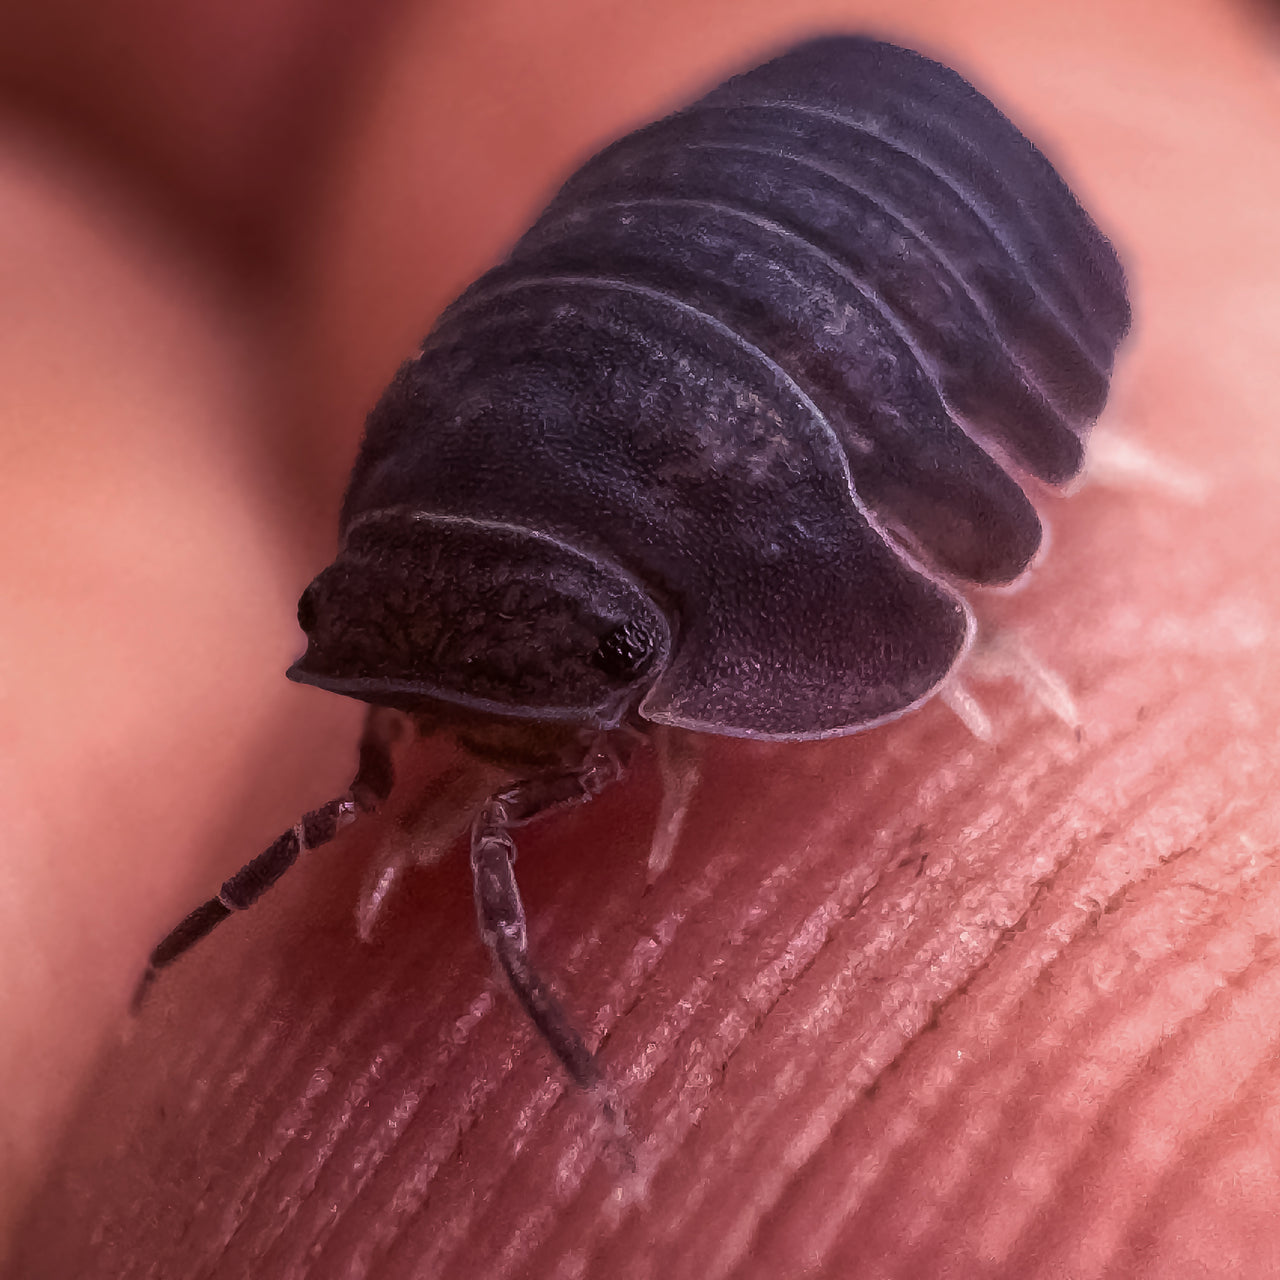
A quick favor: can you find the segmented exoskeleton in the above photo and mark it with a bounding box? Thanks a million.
[143,37,1131,1109]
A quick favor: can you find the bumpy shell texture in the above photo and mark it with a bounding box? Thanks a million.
[317,36,1131,739]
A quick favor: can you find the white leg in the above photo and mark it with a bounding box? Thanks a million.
[1084,426,1209,503]
[966,631,1081,731]
[940,680,994,742]
[646,726,706,882]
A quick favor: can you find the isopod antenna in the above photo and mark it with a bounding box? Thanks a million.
[131,795,357,1012]
[469,740,627,1106]
[135,707,633,1112]
[131,705,400,1010]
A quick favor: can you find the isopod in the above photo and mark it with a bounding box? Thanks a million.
[140,36,1130,1103]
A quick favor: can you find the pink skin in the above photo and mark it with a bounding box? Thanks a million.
[5,0,1280,1276]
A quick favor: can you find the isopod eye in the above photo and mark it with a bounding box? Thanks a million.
[594,617,658,681]
[296,584,318,635]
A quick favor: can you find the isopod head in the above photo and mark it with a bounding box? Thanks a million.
[289,512,671,727]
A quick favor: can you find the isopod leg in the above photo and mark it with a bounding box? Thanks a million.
[469,743,626,1100]
[646,724,705,882]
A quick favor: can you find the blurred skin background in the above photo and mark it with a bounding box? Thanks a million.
[1,0,1279,1276]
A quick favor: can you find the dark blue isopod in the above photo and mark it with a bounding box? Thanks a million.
[140,36,1130,1104]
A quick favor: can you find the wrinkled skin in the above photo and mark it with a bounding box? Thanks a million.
[3,0,1280,1276]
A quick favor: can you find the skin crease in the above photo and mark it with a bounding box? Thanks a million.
[3,0,1280,1275]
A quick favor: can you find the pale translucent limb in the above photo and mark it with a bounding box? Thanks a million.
[646,725,706,882]
[352,708,517,941]
[1084,426,1209,503]
[942,631,1081,741]
[941,424,1203,744]
[969,631,1081,731]
[939,681,994,742]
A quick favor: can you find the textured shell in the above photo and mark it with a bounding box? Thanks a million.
[296,36,1130,739]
